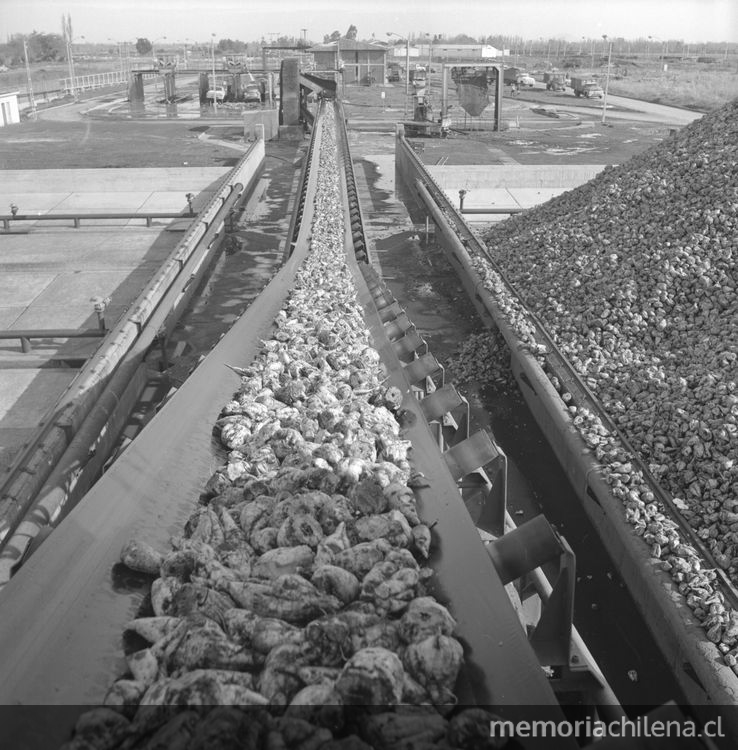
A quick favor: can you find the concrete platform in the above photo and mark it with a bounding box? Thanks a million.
[0,167,229,474]
[430,163,608,223]
[441,186,572,223]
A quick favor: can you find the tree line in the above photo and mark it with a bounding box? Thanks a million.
[2,28,734,68]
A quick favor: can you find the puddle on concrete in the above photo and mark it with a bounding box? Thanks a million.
[88,77,269,121]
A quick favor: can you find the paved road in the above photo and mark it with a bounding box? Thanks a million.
[518,83,704,127]
[591,92,702,126]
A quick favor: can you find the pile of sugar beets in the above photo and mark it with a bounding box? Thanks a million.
[472,98,738,663]
[61,109,504,749]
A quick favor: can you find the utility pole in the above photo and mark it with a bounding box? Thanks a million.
[601,35,613,125]
[211,33,217,113]
[62,13,77,100]
[405,36,410,117]
[427,34,433,101]
[23,37,37,120]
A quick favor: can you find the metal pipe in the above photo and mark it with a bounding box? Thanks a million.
[0,211,191,225]
[0,362,150,584]
[460,206,524,214]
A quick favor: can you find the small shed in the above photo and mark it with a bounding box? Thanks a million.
[0,91,20,126]
[311,40,387,84]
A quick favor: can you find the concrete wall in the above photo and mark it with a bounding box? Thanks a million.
[243,110,279,141]
[428,164,608,189]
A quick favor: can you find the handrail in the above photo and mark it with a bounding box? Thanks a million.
[2,211,191,230]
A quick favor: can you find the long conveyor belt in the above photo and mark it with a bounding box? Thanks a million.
[0,101,582,749]
[395,127,738,743]
[398,132,738,611]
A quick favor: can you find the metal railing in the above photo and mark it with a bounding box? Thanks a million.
[2,211,192,231]
[59,70,157,95]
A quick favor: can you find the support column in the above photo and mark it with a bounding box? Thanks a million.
[128,72,144,103]
[163,70,176,102]
[198,72,209,104]
[279,58,300,125]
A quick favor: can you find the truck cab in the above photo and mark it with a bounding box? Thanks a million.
[582,83,604,98]
[410,66,427,88]
[570,77,604,99]
[543,72,567,91]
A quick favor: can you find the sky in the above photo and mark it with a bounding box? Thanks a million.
[1,0,737,45]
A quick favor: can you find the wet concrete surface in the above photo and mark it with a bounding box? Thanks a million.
[351,132,685,711]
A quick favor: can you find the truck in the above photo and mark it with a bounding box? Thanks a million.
[503,67,535,87]
[503,66,522,85]
[543,71,567,91]
[409,65,427,88]
[570,76,604,99]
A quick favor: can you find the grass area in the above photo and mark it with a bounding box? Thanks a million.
[0,61,122,96]
[608,69,738,111]
[520,54,738,111]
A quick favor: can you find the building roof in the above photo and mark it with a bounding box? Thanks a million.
[311,39,387,53]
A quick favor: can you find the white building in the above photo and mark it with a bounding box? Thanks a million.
[0,92,20,126]
[415,44,507,60]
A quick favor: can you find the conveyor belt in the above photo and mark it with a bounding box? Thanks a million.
[334,120,573,714]
[395,130,738,744]
[398,130,738,612]
[0,101,580,749]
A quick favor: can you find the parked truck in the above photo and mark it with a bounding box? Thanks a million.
[570,76,604,98]
[543,71,567,91]
[503,66,524,85]
[409,65,427,87]
[503,66,535,87]
[387,62,402,83]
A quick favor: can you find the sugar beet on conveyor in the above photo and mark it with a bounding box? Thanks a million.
[0,102,569,747]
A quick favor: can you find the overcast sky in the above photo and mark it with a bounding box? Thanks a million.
[1,0,736,45]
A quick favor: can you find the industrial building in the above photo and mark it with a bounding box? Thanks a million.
[311,38,388,84]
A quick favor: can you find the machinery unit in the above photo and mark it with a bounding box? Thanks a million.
[403,93,451,138]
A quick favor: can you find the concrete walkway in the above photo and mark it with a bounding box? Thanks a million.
[0,166,229,474]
